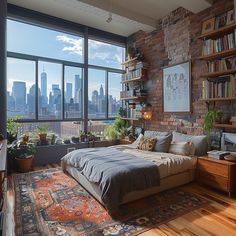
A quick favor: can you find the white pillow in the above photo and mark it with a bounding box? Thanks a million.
[169,141,195,156]
[129,133,144,148]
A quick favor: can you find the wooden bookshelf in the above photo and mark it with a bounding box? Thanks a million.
[120,96,147,101]
[120,117,140,121]
[198,48,236,61]
[200,97,236,102]
[121,76,146,84]
[201,68,236,78]
[121,57,138,66]
[213,123,236,130]
[199,23,236,39]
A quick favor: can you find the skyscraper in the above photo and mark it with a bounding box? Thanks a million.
[66,83,73,103]
[12,81,26,113]
[74,75,82,104]
[41,71,48,108]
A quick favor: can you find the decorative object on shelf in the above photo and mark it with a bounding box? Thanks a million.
[230,116,236,125]
[224,153,236,162]
[202,17,215,34]
[127,46,136,60]
[8,141,36,173]
[203,108,223,136]
[226,9,235,25]
[163,61,191,113]
[215,12,227,29]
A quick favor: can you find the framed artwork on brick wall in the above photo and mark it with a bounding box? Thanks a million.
[163,61,191,113]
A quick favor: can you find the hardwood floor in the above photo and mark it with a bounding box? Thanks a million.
[7,164,236,236]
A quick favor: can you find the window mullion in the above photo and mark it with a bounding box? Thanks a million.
[35,60,39,120]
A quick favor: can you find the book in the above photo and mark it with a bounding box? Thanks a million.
[207,150,230,159]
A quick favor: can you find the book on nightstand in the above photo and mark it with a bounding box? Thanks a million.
[207,150,230,159]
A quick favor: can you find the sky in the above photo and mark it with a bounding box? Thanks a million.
[7,19,125,100]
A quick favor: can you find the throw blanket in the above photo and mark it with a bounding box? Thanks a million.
[61,146,160,212]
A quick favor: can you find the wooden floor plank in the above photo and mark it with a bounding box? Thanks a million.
[6,165,236,236]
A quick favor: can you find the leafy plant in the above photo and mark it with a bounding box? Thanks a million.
[203,109,223,136]
[37,126,49,134]
[7,116,22,135]
[8,142,36,159]
[104,117,130,140]
[118,107,126,117]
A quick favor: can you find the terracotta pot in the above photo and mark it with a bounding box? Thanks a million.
[39,133,47,141]
[15,155,33,173]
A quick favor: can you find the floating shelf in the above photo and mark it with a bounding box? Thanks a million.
[121,57,138,65]
[200,97,236,102]
[120,117,140,121]
[199,23,236,39]
[201,68,236,78]
[120,96,147,101]
[213,123,236,130]
[198,48,236,61]
[121,76,146,84]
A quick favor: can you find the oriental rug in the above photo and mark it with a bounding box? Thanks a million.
[13,168,208,236]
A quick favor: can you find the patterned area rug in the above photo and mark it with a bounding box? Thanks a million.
[13,168,208,236]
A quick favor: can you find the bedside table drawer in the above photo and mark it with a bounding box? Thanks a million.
[197,170,229,191]
[197,159,229,178]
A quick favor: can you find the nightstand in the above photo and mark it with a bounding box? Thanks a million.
[119,139,132,145]
[196,156,236,197]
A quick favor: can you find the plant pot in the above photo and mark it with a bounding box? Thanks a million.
[71,137,80,143]
[15,155,33,173]
[23,135,29,143]
[39,133,47,141]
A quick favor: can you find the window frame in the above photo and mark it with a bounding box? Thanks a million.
[6,13,126,131]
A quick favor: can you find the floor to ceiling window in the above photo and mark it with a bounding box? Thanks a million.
[6,17,125,138]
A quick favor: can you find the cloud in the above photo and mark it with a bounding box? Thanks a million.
[56,35,83,56]
[56,35,124,66]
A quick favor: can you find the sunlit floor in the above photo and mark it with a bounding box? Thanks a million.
[6,164,236,236]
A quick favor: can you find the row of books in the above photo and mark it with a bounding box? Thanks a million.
[201,76,236,99]
[122,68,146,81]
[126,105,142,119]
[202,32,235,56]
[208,57,236,72]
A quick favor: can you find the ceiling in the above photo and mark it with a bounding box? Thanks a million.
[8,0,213,37]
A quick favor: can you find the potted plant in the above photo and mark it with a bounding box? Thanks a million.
[8,142,36,173]
[37,126,49,141]
[79,131,86,142]
[203,109,223,136]
[71,136,80,143]
[48,133,57,145]
[7,116,22,143]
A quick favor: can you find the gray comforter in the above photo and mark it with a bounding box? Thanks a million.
[61,146,160,212]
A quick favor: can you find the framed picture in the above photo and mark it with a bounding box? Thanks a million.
[201,18,215,34]
[226,9,235,25]
[215,13,227,29]
[163,61,191,113]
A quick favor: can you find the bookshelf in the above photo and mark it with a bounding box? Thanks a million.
[199,13,236,104]
[120,56,148,121]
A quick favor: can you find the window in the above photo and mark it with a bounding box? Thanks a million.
[7,57,36,119]
[108,72,122,117]
[88,39,125,69]
[64,66,83,119]
[18,122,82,139]
[88,68,106,119]
[7,19,84,63]
[38,61,63,120]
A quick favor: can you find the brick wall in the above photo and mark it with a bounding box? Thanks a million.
[128,0,236,135]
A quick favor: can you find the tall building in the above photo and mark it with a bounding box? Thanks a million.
[27,84,36,114]
[66,83,72,103]
[99,84,104,98]
[74,75,82,104]
[41,71,48,108]
[12,81,26,113]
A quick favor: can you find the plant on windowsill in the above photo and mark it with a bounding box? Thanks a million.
[37,126,49,143]
[7,116,22,144]
[203,109,223,137]
[8,141,36,173]
[79,131,86,142]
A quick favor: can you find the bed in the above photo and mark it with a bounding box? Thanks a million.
[61,144,197,213]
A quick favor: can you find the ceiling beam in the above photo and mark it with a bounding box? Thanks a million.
[174,0,213,14]
[76,0,157,28]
